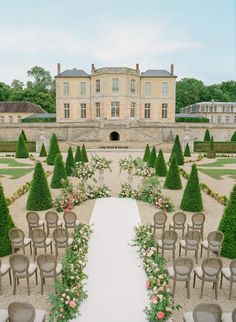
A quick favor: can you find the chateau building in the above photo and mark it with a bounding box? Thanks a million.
[180,101,236,124]
[56,63,177,123]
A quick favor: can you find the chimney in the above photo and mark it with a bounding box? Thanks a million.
[57,63,61,75]
[170,64,174,75]
[136,63,139,72]
[91,64,96,73]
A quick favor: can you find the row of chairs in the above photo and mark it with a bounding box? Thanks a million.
[0,253,62,296]
[150,211,205,239]
[167,257,236,300]
[0,302,46,322]
[183,303,236,322]
[9,227,73,260]
[26,211,79,237]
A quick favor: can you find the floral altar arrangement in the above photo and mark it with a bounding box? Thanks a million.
[49,223,93,321]
[119,156,155,177]
[91,155,112,171]
[132,225,180,321]
[73,162,95,181]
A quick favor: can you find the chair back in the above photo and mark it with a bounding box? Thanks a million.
[45,211,59,225]
[26,212,39,226]
[162,230,178,247]
[9,228,25,247]
[8,302,36,322]
[192,212,205,228]
[9,254,29,276]
[207,231,224,249]
[31,229,46,247]
[173,212,186,226]
[232,307,236,322]
[202,258,223,280]
[53,228,69,246]
[64,211,76,225]
[230,259,236,281]
[193,303,222,322]
[185,230,201,248]
[153,211,167,225]
[37,254,57,276]
[173,257,193,279]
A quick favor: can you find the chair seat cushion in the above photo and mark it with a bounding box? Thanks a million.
[194,266,203,278]
[35,310,46,322]
[56,264,62,275]
[0,263,10,275]
[24,238,32,246]
[28,263,37,275]
[222,267,236,281]
[222,312,233,322]
[0,309,8,322]
[183,311,194,322]
[201,240,208,249]
[167,266,174,277]
[46,238,52,246]
[68,238,73,245]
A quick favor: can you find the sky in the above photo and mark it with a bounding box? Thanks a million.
[0,0,235,85]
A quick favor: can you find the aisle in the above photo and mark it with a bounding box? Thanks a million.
[72,197,148,322]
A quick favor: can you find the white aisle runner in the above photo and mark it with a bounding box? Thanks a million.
[72,197,148,322]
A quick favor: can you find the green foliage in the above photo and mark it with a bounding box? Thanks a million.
[230,132,236,142]
[46,133,60,165]
[15,134,29,158]
[218,184,236,258]
[184,143,191,157]
[203,129,211,141]
[0,141,35,152]
[169,135,184,165]
[75,146,82,163]
[26,162,52,210]
[155,149,167,177]
[39,143,47,157]
[164,154,182,190]
[143,144,150,162]
[148,147,156,168]
[194,141,236,153]
[175,116,209,123]
[65,147,75,177]
[0,184,15,257]
[81,144,88,163]
[22,117,56,123]
[180,163,203,212]
[51,154,67,189]
[20,129,27,141]
[207,136,216,159]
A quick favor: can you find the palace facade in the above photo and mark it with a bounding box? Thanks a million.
[56,63,177,123]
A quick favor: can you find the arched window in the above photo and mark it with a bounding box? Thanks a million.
[110,131,120,141]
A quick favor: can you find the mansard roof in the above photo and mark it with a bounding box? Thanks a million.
[0,101,46,114]
[56,69,90,78]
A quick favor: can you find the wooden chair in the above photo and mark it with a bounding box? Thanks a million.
[183,303,222,322]
[8,302,46,322]
[31,229,53,261]
[63,211,80,233]
[201,231,224,258]
[53,228,73,258]
[150,211,167,235]
[187,212,205,240]
[222,308,236,322]
[193,257,223,300]
[157,230,178,259]
[179,230,201,263]
[169,212,186,238]
[26,212,45,238]
[9,254,37,296]
[0,259,11,295]
[220,259,236,300]
[167,257,193,299]
[45,211,62,236]
[8,228,32,255]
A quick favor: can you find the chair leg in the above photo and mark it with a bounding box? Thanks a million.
[50,243,53,254]
[161,248,164,259]
[13,277,16,295]
[35,270,38,285]
[187,280,190,299]
[172,280,176,297]
[27,277,30,296]
[193,272,196,288]
[179,245,181,257]
[200,280,204,299]
[0,276,2,295]
[23,245,25,255]
[215,281,218,300]
[182,227,184,238]
[220,272,223,289]
[185,248,187,257]
[195,249,198,264]
[29,242,32,255]
[41,277,43,295]
[229,281,233,300]
[173,248,175,260]
[200,244,203,258]
[8,270,12,285]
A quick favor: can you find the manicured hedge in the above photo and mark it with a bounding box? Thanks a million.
[0,141,36,152]
[175,117,209,123]
[22,117,56,123]
[194,141,236,153]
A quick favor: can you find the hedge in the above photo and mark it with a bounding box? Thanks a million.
[194,141,236,153]
[22,117,56,123]
[175,117,209,123]
[0,141,36,152]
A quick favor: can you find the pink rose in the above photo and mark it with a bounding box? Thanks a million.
[157,311,165,319]
[158,286,164,292]
[146,281,150,289]
[69,300,77,308]
[150,296,158,304]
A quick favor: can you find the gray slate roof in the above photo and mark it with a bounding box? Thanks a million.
[0,101,46,114]
[141,69,173,77]
[23,113,56,119]
[57,69,90,77]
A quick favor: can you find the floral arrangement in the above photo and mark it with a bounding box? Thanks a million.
[91,155,112,171]
[118,183,141,199]
[49,223,93,321]
[74,162,95,181]
[119,157,155,177]
[119,156,136,173]
[132,225,180,321]
[184,154,204,163]
[86,184,112,199]
[155,196,174,213]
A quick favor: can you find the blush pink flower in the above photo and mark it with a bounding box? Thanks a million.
[69,300,77,308]
[158,286,164,292]
[146,281,150,289]
[157,311,165,319]
[150,296,158,304]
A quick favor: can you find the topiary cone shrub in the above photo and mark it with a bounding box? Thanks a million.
[15,134,29,158]
[184,143,191,157]
[203,129,210,141]
[207,136,216,159]
[20,129,27,141]
[26,162,52,211]
[230,131,236,142]
[169,134,184,165]
[46,133,60,165]
[51,154,67,189]
[65,146,75,177]
[0,184,15,257]
[218,184,236,258]
[164,154,182,190]
[180,163,203,212]
[143,144,150,162]
[39,143,47,157]
[148,147,157,168]
[155,149,167,177]
[82,144,88,163]
[75,145,82,163]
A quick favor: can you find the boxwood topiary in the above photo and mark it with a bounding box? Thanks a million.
[51,154,68,189]
[148,147,157,168]
[143,144,150,162]
[155,149,167,177]
[75,145,82,163]
[164,154,182,190]
[184,143,191,157]
[65,146,75,177]
[81,144,88,163]
[39,143,47,157]
[15,134,29,158]
[169,135,184,165]
[46,133,60,165]
[203,129,211,141]
[231,131,236,142]
[20,129,27,141]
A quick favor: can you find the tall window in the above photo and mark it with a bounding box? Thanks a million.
[130,102,135,118]
[144,82,151,96]
[144,103,151,119]
[210,116,214,123]
[112,78,119,92]
[64,103,70,119]
[80,104,86,118]
[80,82,86,95]
[95,102,101,118]
[210,106,213,112]
[226,116,230,124]
[96,80,100,93]
[63,82,69,94]
[162,103,168,118]
[18,115,21,123]
[9,116,13,123]
[162,82,168,96]
[111,101,120,117]
[1,116,4,123]
[217,116,221,123]
[222,106,225,113]
[206,105,209,112]
[201,106,205,112]
[131,79,136,93]
[226,106,230,113]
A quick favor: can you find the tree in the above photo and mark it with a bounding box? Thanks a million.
[51,154,67,189]
[148,147,157,168]
[218,184,236,258]
[81,144,88,163]
[46,133,60,165]
[0,184,15,257]
[26,162,52,211]
[207,136,216,159]
[155,149,167,177]
[169,135,184,165]
[39,143,47,157]
[27,66,55,91]
[164,154,182,190]
[230,132,236,142]
[184,143,191,157]
[203,129,211,141]
[180,163,203,212]
[65,147,75,176]
[143,144,150,162]
[75,145,82,163]
[15,134,29,158]
[20,129,27,141]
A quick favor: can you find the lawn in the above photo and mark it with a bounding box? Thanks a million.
[0,158,32,167]
[0,168,33,179]
[200,158,236,167]
[198,168,236,180]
